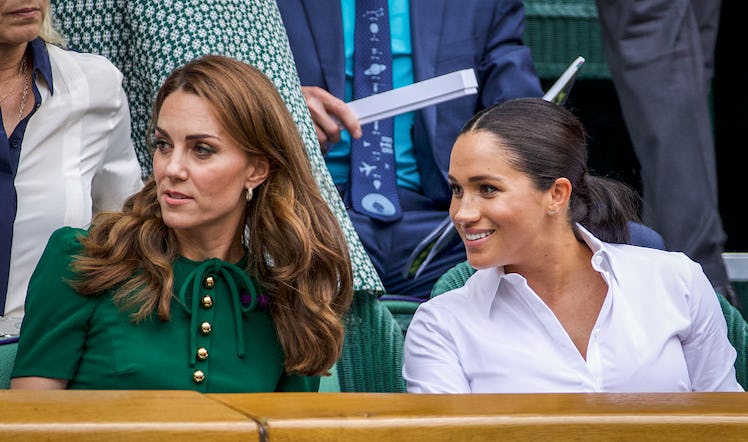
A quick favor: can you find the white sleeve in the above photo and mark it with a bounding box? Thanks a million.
[91,69,143,214]
[681,258,744,392]
[403,301,471,393]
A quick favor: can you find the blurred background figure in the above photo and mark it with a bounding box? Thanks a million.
[595,0,735,302]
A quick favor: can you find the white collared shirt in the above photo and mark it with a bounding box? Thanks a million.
[404,226,743,393]
[3,44,142,319]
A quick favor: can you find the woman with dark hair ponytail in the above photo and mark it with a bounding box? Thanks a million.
[404,98,741,394]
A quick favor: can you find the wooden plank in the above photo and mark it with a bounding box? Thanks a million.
[210,392,748,441]
[0,390,259,441]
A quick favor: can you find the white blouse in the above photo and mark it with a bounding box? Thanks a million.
[4,44,142,319]
[404,226,743,393]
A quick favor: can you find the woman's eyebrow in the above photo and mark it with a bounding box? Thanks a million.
[154,126,220,142]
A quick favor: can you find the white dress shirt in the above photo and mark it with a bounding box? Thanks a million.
[3,44,142,319]
[404,226,743,393]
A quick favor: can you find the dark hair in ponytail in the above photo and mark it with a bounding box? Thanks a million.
[458,97,639,243]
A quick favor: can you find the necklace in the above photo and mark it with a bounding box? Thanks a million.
[0,83,17,105]
[0,59,24,105]
[16,57,29,125]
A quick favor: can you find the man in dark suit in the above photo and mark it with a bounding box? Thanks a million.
[596,0,736,302]
[277,0,543,297]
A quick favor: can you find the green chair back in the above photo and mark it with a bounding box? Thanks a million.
[719,295,748,389]
[430,261,476,299]
[0,338,18,389]
[380,297,423,335]
[337,293,406,392]
[523,0,610,80]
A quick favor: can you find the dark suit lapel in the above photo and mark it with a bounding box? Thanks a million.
[301,0,346,97]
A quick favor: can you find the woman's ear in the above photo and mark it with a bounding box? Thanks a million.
[245,156,271,189]
[547,177,572,214]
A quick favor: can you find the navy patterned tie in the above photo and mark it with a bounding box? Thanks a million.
[350,0,402,222]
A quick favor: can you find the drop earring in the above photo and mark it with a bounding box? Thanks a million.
[246,186,253,202]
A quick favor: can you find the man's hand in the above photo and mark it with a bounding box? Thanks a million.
[302,86,362,150]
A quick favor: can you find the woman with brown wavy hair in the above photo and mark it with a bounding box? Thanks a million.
[10,54,353,392]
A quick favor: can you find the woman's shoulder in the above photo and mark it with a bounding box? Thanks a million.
[606,242,694,266]
[24,227,91,307]
[603,242,702,287]
[46,43,119,70]
[46,43,123,84]
[43,226,89,257]
[422,268,496,315]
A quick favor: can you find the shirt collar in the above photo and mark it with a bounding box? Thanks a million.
[575,223,621,286]
[488,223,621,316]
[28,37,54,95]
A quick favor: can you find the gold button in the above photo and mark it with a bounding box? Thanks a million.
[203,276,215,289]
[200,321,212,335]
[201,295,213,309]
[193,370,205,383]
[196,347,209,361]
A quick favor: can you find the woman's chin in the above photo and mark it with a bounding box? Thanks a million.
[466,255,499,271]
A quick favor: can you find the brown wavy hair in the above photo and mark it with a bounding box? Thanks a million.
[73,55,353,375]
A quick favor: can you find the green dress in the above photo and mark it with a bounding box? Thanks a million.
[49,0,384,294]
[11,227,317,392]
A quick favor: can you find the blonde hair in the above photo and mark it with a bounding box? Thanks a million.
[40,1,66,47]
[74,55,353,376]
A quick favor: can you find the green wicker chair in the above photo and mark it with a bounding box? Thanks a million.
[0,338,18,389]
[523,0,610,80]
[719,295,748,389]
[430,261,748,390]
[430,261,477,299]
[336,293,406,392]
[380,297,424,335]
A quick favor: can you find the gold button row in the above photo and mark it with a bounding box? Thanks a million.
[194,276,215,384]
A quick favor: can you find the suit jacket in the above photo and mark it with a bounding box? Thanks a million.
[278,0,543,206]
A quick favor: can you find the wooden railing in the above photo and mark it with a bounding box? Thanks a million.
[1,391,747,441]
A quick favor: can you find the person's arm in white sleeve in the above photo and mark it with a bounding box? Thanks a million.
[91,71,143,214]
[403,301,471,393]
[681,257,744,392]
